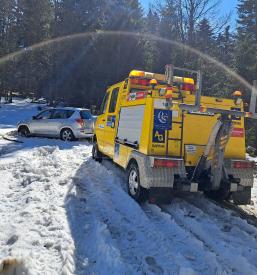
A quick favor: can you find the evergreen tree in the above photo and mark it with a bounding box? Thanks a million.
[144,9,160,71]
[195,18,217,95]
[0,0,17,99]
[236,0,257,84]
[214,26,235,97]
[236,0,257,149]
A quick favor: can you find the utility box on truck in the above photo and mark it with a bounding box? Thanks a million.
[93,66,257,204]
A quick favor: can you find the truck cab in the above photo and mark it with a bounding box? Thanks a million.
[93,66,256,205]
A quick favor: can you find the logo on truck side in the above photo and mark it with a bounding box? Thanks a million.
[153,128,165,143]
[154,109,172,130]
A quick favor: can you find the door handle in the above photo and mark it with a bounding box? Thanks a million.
[102,119,106,122]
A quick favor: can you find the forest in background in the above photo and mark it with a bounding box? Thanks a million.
[0,0,257,145]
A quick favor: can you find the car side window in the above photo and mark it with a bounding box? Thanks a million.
[99,92,110,115]
[108,88,119,113]
[80,111,92,120]
[66,110,75,118]
[52,109,67,119]
[36,110,52,120]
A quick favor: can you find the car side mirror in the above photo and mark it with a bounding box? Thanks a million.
[32,116,38,120]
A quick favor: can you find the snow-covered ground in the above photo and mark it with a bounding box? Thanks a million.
[1,100,257,275]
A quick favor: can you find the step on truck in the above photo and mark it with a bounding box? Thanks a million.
[92,65,257,204]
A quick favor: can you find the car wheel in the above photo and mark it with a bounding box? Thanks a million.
[18,126,30,137]
[61,128,75,141]
[92,142,102,162]
[127,162,147,202]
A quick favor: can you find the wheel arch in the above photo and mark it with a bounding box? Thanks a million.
[126,157,138,171]
[60,126,74,134]
[18,124,30,132]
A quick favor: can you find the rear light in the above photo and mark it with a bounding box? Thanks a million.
[231,128,244,137]
[181,83,196,93]
[232,160,255,169]
[245,112,253,118]
[130,78,150,86]
[154,159,179,168]
[76,118,84,127]
[165,87,173,98]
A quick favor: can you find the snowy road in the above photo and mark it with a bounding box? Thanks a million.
[1,100,257,275]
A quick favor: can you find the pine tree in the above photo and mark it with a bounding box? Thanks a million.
[236,0,257,149]
[14,0,53,97]
[143,9,160,71]
[236,0,257,83]
[157,0,183,71]
[0,0,18,100]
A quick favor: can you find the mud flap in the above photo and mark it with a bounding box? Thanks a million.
[232,187,251,205]
[148,188,173,204]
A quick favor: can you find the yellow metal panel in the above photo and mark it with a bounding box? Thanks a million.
[96,70,247,171]
[140,98,153,155]
[113,144,133,169]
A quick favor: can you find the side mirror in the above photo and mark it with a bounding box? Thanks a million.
[32,116,37,120]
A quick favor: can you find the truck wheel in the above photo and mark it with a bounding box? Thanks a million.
[232,187,251,205]
[92,142,102,163]
[18,126,30,137]
[204,181,230,201]
[127,162,147,202]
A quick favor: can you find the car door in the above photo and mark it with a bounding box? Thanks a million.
[95,90,111,154]
[80,110,94,133]
[49,109,69,135]
[29,110,53,134]
[103,85,120,158]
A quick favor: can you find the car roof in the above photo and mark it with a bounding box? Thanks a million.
[42,107,90,112]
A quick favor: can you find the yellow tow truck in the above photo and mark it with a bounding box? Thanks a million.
[93,65,257,204]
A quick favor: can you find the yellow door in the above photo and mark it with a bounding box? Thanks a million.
[104,85,120,158]
[95,90,111,154]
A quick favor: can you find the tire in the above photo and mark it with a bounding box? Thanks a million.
[18,126,30,137]
[60,128,75,141]
[232,187,251,205]
[204,181,230,201]
[127,162,148,202]
[92,142,102,163]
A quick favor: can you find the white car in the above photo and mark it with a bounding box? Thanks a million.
[17,108,96,141]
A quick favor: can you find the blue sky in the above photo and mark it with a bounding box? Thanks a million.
[141,0,238,27]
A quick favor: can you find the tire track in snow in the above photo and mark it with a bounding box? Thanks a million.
[69,160,177,274]
[182,194,257,239]
[101,158,257,275]
[142,203,228,274]
[161,200,257,274]
[174,197,257,270]
[71,159,228,275]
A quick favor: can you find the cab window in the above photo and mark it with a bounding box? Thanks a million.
[108,88,119,113]
[100,92,110,114]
